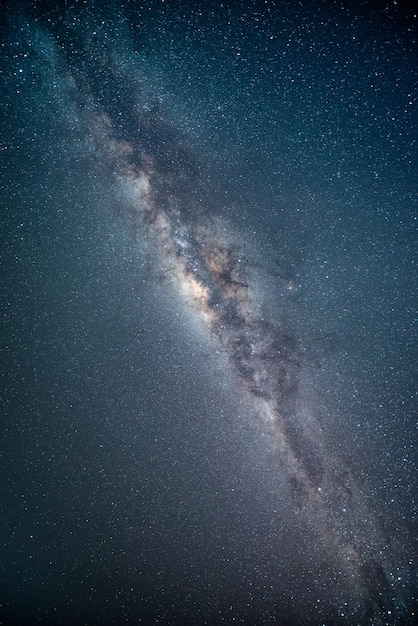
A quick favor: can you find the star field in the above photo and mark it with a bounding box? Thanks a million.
[1,1,416,624]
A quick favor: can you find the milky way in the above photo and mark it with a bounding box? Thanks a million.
[5,4,415,623]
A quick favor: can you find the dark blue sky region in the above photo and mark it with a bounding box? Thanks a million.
[1,1,417,624]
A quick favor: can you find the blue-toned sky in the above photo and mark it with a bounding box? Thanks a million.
[1,1,416,624]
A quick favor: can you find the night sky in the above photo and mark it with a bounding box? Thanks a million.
[1,1,417,624]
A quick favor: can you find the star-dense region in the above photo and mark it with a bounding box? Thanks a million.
[0,1,416,624]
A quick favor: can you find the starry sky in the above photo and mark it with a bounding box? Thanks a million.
[0,1,417,624]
